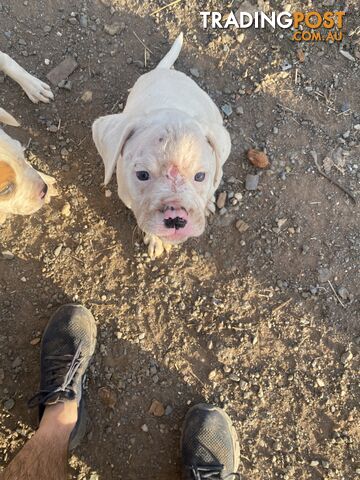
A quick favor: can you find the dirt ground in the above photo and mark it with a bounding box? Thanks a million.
[0,0,359,479]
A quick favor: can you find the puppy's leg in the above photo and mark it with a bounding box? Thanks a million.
[0,212,7,224]
[144,233,172,260]
[0,52,53,104]
[205,195,216,216]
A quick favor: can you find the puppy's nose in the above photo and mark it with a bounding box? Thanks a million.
[40,183,48,199]
[164,217,187,230]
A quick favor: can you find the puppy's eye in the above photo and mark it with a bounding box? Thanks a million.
[136,171,150,181]
[0,183,15,196]
[194,172,206,182]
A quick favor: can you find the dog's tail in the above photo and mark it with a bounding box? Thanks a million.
[156,32,184,69]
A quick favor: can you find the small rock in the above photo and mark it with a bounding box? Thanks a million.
[104,22,124,36]
[236,33,245,43]
[61,203,71,217]
[256,121,263,129]
[221,104,233,117]
[81,90,93,103]
[43,26,52,33]
[310,460,319,467]
[190,68,200,78]
[46,57,78,86]
[98,387,117,408]
[68,17,78,26]
[318,268,331,283]
[216,192,227,209]
[79,14,88,28]
[297,48,305,63]
[247,149,270,169]
[141,424,149,432]
[341,351,353,365]
[281,61,292,71]
[245,174,259,191]
[30,337,41,346]
[54,245,62,257]
[12,356,22,368]
[105,189,112,198]
[165,405,173,416]
[239,380,248,390]
[236,106,244,115]
[208,370,217,381]
[4,399,15,410]
[229,373,240,382]
[316,378,325,388]
[48,124,58,133]
[149,399,165,417]
[1,250,15,260]
[277,218,287,228]
[236,219,249,233]
[58,80,72,91]
[337,286,349,300]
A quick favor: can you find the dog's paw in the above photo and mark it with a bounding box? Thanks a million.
[20,73,54,104]
[0,212,7,224]
[144,234,171,260]
[205,196,216,216]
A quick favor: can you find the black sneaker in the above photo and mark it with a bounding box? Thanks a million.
[181,403,240,480]
[28,304,97,450]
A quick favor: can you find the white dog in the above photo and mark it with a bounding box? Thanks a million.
[92,33,231,258]
[0,52,56,224]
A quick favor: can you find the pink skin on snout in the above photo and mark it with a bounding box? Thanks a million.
[154,165,196,242]
[159,204,194,242]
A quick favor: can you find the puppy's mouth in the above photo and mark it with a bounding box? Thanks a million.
[39,183,48,200]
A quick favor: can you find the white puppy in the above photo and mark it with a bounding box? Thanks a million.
[0,52,56,224]
[92,33,231,258]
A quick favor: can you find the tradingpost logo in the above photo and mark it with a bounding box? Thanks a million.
[200,10,346,42]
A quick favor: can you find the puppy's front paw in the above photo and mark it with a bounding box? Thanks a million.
[20,73,54,104]
[0,212,7,225]
[144,234,171,260]
[205,196,216,216]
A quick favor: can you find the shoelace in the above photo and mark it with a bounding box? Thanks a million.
[189,465,241,480]
[28,342,84,407]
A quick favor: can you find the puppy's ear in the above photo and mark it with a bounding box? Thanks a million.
[205,124,231,190]
[0,108,20,127]
[92,114,136,185]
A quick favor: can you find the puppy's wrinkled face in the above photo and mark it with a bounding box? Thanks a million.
[121,123,216,244]
[0,137,53,217]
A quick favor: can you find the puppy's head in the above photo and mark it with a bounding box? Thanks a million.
[93,113,231,244]
[0,133,56,218]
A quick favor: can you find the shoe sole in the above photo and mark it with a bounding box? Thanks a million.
[180,403,240,475]
[68,304,97,450]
